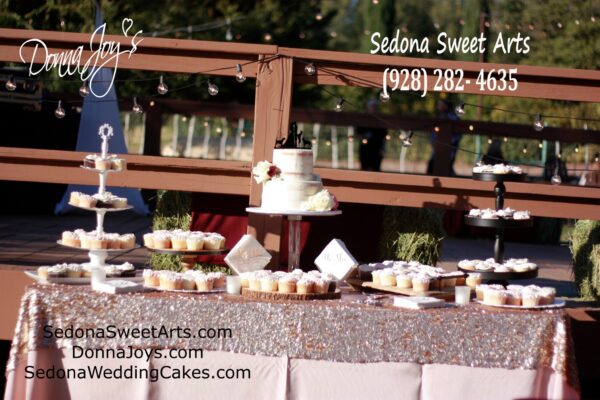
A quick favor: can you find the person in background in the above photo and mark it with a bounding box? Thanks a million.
[357,99,387,171]
[427,99,461,176]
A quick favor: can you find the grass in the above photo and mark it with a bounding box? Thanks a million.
[570,220,600,300]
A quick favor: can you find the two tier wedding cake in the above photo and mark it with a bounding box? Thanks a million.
[252,123,337,212]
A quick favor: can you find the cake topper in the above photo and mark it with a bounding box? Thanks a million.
[275,122,312,149]
[98,123,114,159]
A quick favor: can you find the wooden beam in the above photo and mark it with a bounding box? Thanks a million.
[247,56,295,268]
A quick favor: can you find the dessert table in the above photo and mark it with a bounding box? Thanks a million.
[5,284,579,400]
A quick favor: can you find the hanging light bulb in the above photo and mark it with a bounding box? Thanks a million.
[551,164,562,185]
[362,138,368,144]
[77,81,89,97]
[594,153,599,163]
[538,141,543,149]
[385,134,391,141]
[315,9,323,21]
[468,124,474,131]
[263,33,272,42]
[311,138,317,145]
[55,100,66,119]
[402,131,414,147]
[574,144,579,153]
[334,98,344,112]
[434,126,440,133]
[5,75,16,91]
[132,97,143,114]
[379,89,390,103]
[522,145,528,154]
[235,64,246,83]
[533,114,544,131]
[326,140,331,146]
[304,62,316,76]
[225,18,233,41]
[455,102,465,116]
[503,136,508,142]
[207,80,219,96]
[348,136,354,143]
[157,75,168,95]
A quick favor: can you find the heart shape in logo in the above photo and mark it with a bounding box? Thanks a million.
[122,18,133,37]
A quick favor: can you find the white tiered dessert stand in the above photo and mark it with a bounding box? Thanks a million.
[57,124,139,268]
[246,208,341,272]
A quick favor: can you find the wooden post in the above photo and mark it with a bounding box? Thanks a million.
[143,105,162,156]
[432,122,453,177]
[248,56,294,269]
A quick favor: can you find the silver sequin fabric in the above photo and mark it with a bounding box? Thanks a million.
[6,284,578,388]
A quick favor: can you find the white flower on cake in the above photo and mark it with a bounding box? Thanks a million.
[300,189,338,212]
[252,161,281,184]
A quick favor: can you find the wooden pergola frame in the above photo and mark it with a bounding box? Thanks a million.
[1,28,599,265]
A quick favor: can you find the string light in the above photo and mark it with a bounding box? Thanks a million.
[132,97,143,114]
[207,80,219,96]
[522,144,528,154]
[468,125,474,131]
[315,9,323,21]
[157,75,169,95]
[181,115,187,122]
[538,141,543,149]
[574,144,579,153]
[385,134,391,141]
[551,162,562,185]
[434,126,440,133]
[379,89,390,103]
[533,114,544,131]
[203,120,209,127]
[455,102,465,116]
[240,131,246,138]
[594,153,599,163]
[335,98,344,112]
[79,82,89,97]
[361,138,368,144]
[503,137,508,142]
[304,62,316,76]
[326,140,331,146]
[235,64,246,83]
[263,33,272,42]
[402,131,414,147]
[372,0,379,4]
[311,138,317,145]
[5,75,16,91]
[348,136,354,143]
[54,100,65,119]
[149,100,155,107]
[487,136,493,144]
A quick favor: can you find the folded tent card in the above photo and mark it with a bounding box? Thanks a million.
[225,234,272,274]
[314,239,358,281]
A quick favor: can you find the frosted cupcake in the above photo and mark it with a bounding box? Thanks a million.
[66,264,84,278]
[208,272,226,288]
[204,233,226,250]
[152,233,171,249]
[112,197,128,209]
[539,287,556,305]
[95,158,112,170]
[396,273,412,289]
[62,231,81,248]
[143,233,155,248]
[186,233,205,251]
[412,275,431,292]
[89,235,107,250]
[119,234,136,249]
[239,272,251,289]
[297,278,315,294]
[379,269,397,287]
[78,194,97,208]
[248,272,262,291]
[278,276,297,294]
[47,264,67,278]
[143,269,160,287]
[371,270,383,285]
[483,289,508,306]
[465,273,482,288]
[105,233,121,249]
[195,274,215,292]
[171,233,188,250]
[260,275,278,292]
[475,284,488,301]
[521,291,541,307]
[313,278,330,294]
[181,275,196,291]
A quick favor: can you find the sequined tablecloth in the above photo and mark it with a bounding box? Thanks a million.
[6,284,578,389]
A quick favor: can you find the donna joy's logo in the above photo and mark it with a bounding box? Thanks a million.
[18,18,143,98]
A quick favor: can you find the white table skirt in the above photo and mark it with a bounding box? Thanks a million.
[4,349,579,400]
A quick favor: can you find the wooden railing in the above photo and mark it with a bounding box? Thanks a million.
[1,28,600,264]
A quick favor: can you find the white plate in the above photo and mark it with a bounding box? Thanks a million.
[25,271,144,285]
[475,299,566,310]
[68,202,133,212]
[246,207,342,217]
[80,166,121,173]
[143,285,226,294]
[57,240,140,252]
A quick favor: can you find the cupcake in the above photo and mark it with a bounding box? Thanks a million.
[204,233,226,250]
[171,233,188,251]
[112,197,128,209]
[505,291,522,306]
[105,234,121,249]
[248,273,262,291]
[69,191,82,206]
[260,276,278,292]
[483,289,508,306]
[208,272,226,288]
[152,233,171,249]
[83,154,97,168]
[442,277,457,288]
[119,234,136,249]
[539,287,556,305]
[371,270,382,285]
[182,275,196,291]
[313,278,330,294]
[89,236,107,250]
[296,278,315,294]
[37,266,50,279]
[143,233,155,248]
[379,269,397,287]
[195,274,215,292]
[412,275,431,292]
[465,273,482,288]
[111,158,126,171]
[186,234,205,251]
[47,264,67,278]
[62,231,81,248]
[117,262,136,277]
[396,273,412,289]
[95,158,112,170]
[458,259,477,270]
[143,269,160,287]
[240,272,251,289]
[78,194,97,208]
[104,265,120,277]
[79,233,92,249]
[475,284,488,301]
[522,291,541,307]
[278,276,297,294]
[159,272,183,290]
[455,276,466,286]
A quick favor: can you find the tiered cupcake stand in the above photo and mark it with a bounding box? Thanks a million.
[246,208,341,272]
[58,124,138,268]
[459,172,537,283]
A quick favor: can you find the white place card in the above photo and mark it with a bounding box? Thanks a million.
[393,296,446,310]
[314,239,358,281]
[92,280,144,294]
[224,234,272,275]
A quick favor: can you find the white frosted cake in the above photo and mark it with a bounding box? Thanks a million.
[261,149,323,211]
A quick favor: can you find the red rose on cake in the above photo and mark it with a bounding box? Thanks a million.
[252,161,281,184]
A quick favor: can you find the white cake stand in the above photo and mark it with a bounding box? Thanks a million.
[246,207,342,272]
